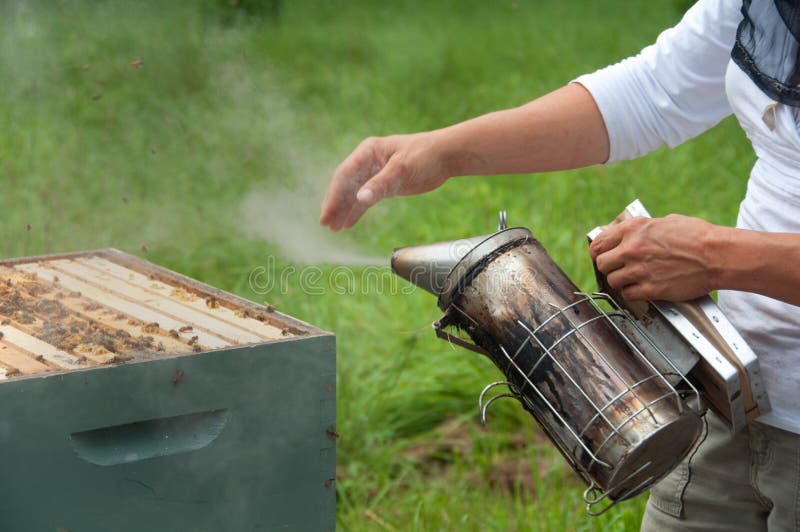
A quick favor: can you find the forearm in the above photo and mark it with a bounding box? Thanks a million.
[321,83,610,230]
[434,83,610,178]
[711,227,800,306]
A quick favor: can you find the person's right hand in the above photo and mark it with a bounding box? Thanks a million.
[319,131,452,231]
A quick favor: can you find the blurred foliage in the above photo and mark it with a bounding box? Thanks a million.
[211,0,283,25]
[0,0,753,530]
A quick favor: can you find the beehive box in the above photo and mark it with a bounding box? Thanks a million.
[0,249,335,531]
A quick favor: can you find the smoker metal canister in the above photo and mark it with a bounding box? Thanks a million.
[433,227,703,509]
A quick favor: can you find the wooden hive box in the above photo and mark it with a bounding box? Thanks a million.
[0,249,335,531]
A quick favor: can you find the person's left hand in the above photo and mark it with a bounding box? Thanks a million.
[588,214,722,302]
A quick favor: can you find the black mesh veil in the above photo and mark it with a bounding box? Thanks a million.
[732,0,800,106]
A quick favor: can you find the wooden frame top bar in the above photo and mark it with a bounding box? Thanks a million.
[0,248,326,380]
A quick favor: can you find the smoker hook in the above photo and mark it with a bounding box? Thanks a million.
[582,460,654,516]
[498,211,508,231]
[478,381,518,425]
[582,480,623,516]
[582,481,613,515]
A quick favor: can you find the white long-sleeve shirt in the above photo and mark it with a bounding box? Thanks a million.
[575,0,800,434]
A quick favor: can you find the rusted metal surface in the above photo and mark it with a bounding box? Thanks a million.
[0,249,314,379]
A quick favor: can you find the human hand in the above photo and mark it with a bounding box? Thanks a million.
[588,214,722,302]
[319,132,451,231]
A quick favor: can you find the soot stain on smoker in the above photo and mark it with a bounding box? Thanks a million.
[449,265,577,433]
[455,305,556,405]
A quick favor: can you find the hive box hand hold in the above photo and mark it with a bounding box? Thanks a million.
[0,248,335,532]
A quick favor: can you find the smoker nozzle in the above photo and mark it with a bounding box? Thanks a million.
[390,234,489,296]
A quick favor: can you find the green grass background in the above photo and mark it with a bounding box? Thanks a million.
[1,1,754,530]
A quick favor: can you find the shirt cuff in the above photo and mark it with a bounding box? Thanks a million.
[572,64,637,165]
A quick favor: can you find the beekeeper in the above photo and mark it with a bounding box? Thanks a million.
[320,1,800,529]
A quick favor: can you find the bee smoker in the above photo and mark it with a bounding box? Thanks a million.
[391,213,705,515]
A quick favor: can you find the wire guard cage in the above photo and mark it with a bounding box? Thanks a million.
[433,231,704,516]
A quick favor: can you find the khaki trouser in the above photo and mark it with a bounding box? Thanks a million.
[641,410,800,531]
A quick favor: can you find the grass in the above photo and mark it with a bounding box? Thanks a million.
[1,1,755,530]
